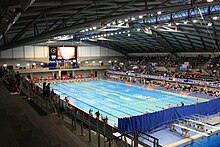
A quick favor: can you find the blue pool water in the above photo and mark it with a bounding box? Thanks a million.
[45,80,206,125]
[184,133,220,147]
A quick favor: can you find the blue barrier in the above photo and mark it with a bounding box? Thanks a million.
[118,98,220,133]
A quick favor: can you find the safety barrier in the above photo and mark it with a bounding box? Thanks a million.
[118,98,220,133]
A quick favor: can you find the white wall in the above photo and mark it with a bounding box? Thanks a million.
[78,46,123,57]
[0,46,48,59]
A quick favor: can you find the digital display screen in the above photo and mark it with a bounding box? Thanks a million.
[57,47,76,60]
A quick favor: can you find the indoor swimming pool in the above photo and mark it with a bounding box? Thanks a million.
[44,80,206,126]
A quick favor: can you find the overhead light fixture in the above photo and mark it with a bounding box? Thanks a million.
[104,34,107,36]
[92,61,95,63]
[108,60,112,63]
[123,31,126,33]
[115,32,118,35]
[110,33,114,35]
[119,32,121,34]
[154,26,157,29]
[3,64,7,67]
[89,28,92,30]
[92,36,95,38]
[17,63,20,67]
[207,0,213,2]
[184,20,188,24]
[176,23,180,25]
[101,35,103,37]
[139,15,143,19]
[85,29,89,31]
[78,61,81,64]
[107,23,111,26]
[168,23,172,26]
[118,20,122,23]
[32,63,36,66]
[128,34,131,36]
[207,22,212,26]
[157,11,162,15]
[127,30,130,33]
[40,63,44,66]
[27,63,30,66]
[193,20,198,23]
[131,17,135,20]
[85,61,88,64]
[124,18,128,22]
[114,60,117,63]
[98,35,101,37]
[112,21,116,25]
[213,16,218,20]
[137,28,141,31]
[81,30,85,32]
[107,34,110,36]
[93,26,97,30]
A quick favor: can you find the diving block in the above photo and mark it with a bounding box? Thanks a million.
[113,132,143,147]
[173,124,209,137]
[188,119,220,130]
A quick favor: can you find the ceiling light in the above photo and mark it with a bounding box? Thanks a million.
[154,26,157,29]
[104,34,107,36]
[107,34,110,36]
[213,16,218,20]
[139,15,143,19]
[17,63,20,66]
[92,36,95,38]
[40,63,44,66]
[115,32,118,35]
[27,63,30,66]
[99,61,102,63]
[207,0,213,2]
[89,28,92,30]
[108,60,112,63]
[107,23,111,26]
[157,11,162,15]
[85,61,88,64]
[119,32,121,34]
[131,17,135,20]
[81,30,85,32]
[93,26,97,30]
[207,22,212,26]
[101,35,103,37]
[118,20,122,23]
[123,31,126,33]
[128,34,131,36]
[127,30,130,33]
[193,20,198,23]
[98,35,101,37]
[124,18,128,22]
[3,64,7,67]
[32,63,36,66]
[85,29,89,31]
[168,23,172,26]
[184,20,188,24]
[92,61,95,63]
[176,23,180,25]
[114,60,117,63]
[137,28,141,31]
[112,21,116,25]
[110,33,114,35]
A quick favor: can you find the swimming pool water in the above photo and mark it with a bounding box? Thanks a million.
[183,133,220,147]
[47,80,206,125]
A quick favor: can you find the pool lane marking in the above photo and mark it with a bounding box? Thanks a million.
[58,84,133,117]
[105,80,207,102]
[73,82,158,112]
[75,82,182,108]
[73,83,147,113]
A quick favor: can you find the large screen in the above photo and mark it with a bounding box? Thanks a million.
[57,47,76,60]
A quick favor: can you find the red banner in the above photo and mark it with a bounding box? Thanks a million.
[75,74,82,78]
[62,75,69,80]
[88,73,94,78]
[48,76,54,80]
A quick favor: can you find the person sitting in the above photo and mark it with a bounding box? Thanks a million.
[146,108,150,113]
[195,98,199,104]
[181,102,184,106]
[167,104,173,108]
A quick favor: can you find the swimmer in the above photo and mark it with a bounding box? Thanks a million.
[195,98,199,104]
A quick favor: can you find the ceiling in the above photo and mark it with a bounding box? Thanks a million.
[0,0,220,54]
